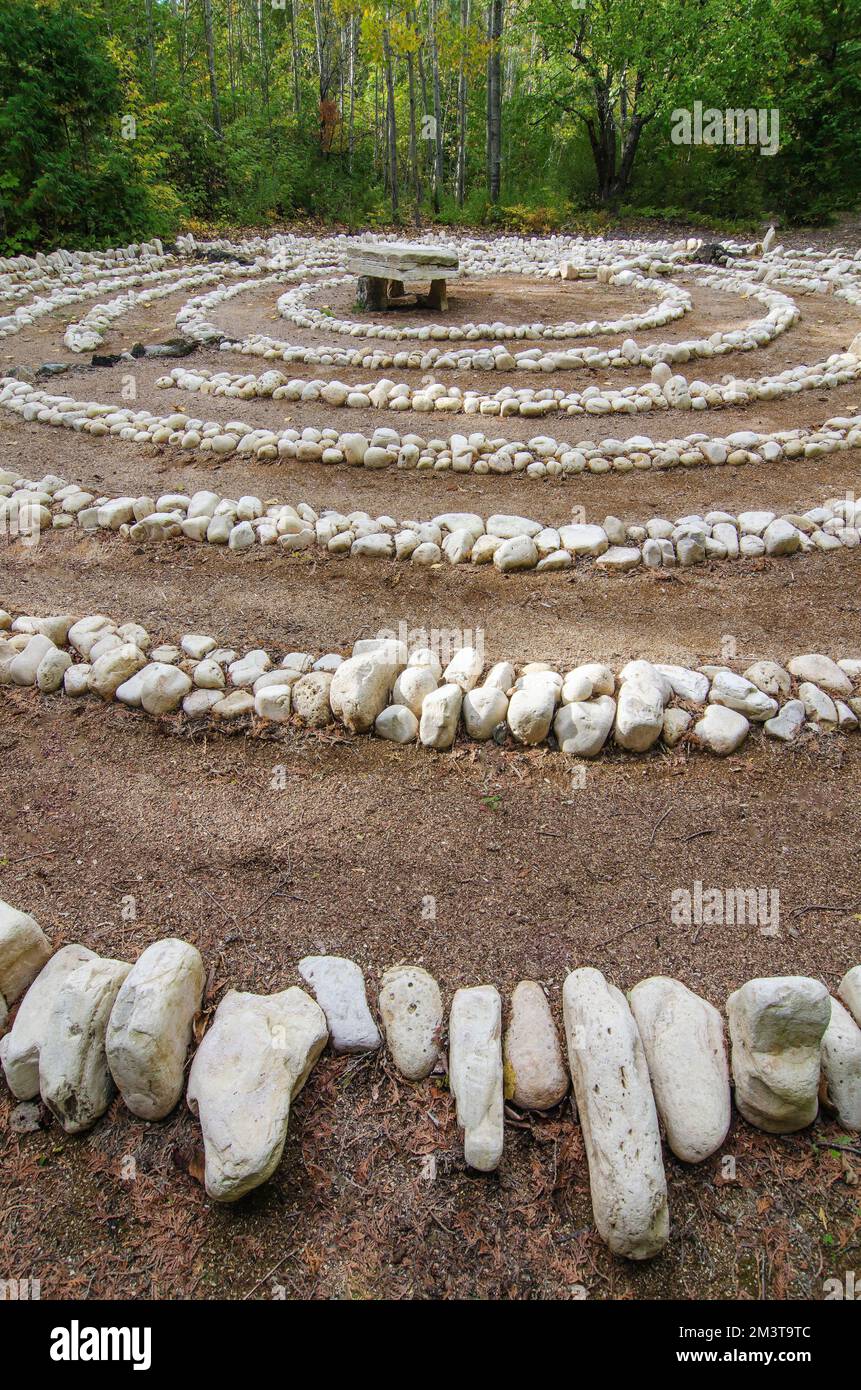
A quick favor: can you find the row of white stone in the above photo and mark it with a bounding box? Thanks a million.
[5,378,861,479]
[2,609,859,755]
[176,268,800,378]
[275,268,693,342]
[7,469,860,574]
[62,262,261,353]
[164,343,860,419]
[1,898,858,1258]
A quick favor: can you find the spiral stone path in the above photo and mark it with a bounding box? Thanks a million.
[1,228,859,1298]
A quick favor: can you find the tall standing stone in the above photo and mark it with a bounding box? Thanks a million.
[449,985,504,1172]
[629,976,731,1162]
[562,967,669,1259]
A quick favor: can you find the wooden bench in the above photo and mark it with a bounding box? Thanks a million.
[344,240,459,312]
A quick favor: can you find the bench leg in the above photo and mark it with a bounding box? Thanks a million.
[356,275,387,311]
[424,278,448,311]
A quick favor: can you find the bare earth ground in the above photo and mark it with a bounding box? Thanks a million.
[1,249,860,1301]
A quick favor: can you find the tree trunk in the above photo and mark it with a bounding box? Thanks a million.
[486,0,503,202]
[290,0,302,114]
[407,34,421,225]
[201,0,224,138]
[144,0,157,88]
[430,0,444,212]
[455,0,470,207]
[383,20,399,219]
[348,13,357,169]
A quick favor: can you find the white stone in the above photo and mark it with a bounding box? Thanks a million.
[1,945,96,1099]
[765,699,805,741]
[254,683,293,722]
[140,663,193,714]
[562,968,669,1259]
[89,643,147,700]
[838,965,861,1029]
[106,939,205,1120]
[628,977,731,1163]
[559,523,608,556]
[449,985,504,1172]
[694,704,750,754]
[298,955,381,1053]
[419,683,463,750]
[330,649,401,733]
[0,900,51,1008]
[392,665,437,717]
[228,649,271,686]
[375,704,418,742]
[655,664,710,704]
[10,633,55,686]
[709,669,777,720]
[378,965,443,1080]
[39,956,131,1133]
[799,681,838,725]
[614,680,664,752]
[744,660,791,697]
[821,997,861,1130]
[462,685,508,739]
[504,981,568,1110]
[443,646,483,691]
[493,535,538,572]
[554,695,616,756]
[727,976,830,1132]
[507,682,556,744]
[787,653,852,694]
[186,987,327,1201]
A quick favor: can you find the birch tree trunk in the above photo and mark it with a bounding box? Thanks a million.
[201,0,224,138]
[455,0,470,207]
[430,0,444,211]
[383,19,399,218]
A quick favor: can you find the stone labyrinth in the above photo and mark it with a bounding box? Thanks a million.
[1,229,860,1263]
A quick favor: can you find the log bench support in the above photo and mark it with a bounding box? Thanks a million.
[356,274,449,313]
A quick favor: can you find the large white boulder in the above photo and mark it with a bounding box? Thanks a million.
[39,957,131,1133]
[0,945,96,1099]
[821,996,861,1130]
[462,685,508,739]
[419,683,463,750]
[329,646,403,732]
[88,643,147,700]
[0,899,51,1010]
[504,981,568,1110]
[186,987,327,1201]
[614,677,665,752]
[378,965,443,1080]
[507,682,556,744]
[562,967,669,1259]
[298,955,381,1052]
[139,663,193,714]
[449,985,504,1172]
[787,653,852,695]
[694,704,750,754]
[106,938,205,1119]
[628,976,731,1162]
[708,670,777,721]
[554,695,615,756]
[727,976,830,1132]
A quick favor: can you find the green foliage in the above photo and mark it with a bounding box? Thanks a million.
[0,0,858,252]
